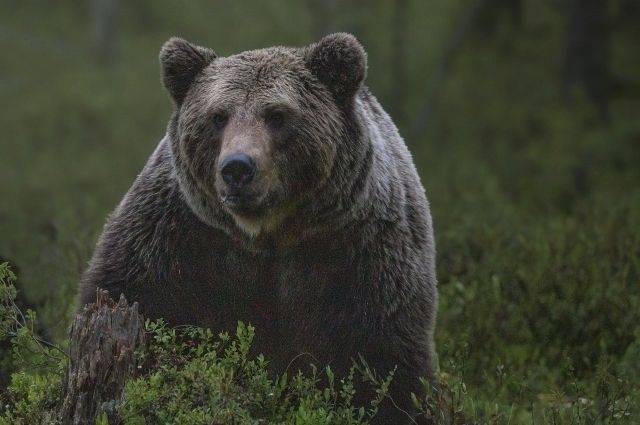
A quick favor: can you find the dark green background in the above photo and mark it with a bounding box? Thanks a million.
[1,1,638,421]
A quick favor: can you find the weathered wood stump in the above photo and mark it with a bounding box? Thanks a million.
[59,290,145,424]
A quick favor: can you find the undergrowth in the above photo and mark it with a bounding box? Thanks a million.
[1,262,638,424]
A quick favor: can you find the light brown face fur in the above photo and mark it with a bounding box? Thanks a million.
[161,34,368,238]
[174,48,342,236]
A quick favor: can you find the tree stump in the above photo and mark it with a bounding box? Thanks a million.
[59,290,145,424]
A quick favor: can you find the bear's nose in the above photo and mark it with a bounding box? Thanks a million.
[220,154,256,189]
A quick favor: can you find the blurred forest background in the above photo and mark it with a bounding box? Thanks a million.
[0,0,639,422]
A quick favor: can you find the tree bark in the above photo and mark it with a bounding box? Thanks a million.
[562,0,612,123]
[91,0,119,65]
[59,290,145,425]
[410,0,490,139]
[390,0,410,126]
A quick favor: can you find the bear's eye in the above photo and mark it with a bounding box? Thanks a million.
[212,112,229,130]
[265,110,286,130]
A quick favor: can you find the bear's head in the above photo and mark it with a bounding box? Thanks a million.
[160,34,367,238]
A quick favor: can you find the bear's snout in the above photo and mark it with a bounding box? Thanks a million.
[220,153,256,190]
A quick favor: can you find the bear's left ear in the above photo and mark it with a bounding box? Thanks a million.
[160,37,217,106]
[304,33,367,105]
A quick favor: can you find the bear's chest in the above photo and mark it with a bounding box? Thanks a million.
[164,222,277,335]
[164,224,373,373]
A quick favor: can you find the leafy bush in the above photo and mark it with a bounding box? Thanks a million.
[0,263,396,424]
[0,263,63,425]
[1,262,639,424]
[119,320,391,424]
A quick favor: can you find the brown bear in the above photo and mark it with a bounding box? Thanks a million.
[79,33,438,423]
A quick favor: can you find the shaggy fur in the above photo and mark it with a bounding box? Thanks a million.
[79,33,438,424]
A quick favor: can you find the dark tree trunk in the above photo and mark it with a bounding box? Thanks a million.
[563,0,612,122]
[59,290,145,425]
[390,0,410,126]
[477,0,523,33]
[410,0,490,138]
[91,0,119,65]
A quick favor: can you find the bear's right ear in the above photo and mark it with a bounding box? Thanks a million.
[159,37,217,106]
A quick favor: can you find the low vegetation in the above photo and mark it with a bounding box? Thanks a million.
[1,261,638,424]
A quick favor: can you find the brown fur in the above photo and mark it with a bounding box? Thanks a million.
[79,33,438,424]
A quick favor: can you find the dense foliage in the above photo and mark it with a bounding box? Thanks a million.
[120,321,394,424]
[0,1,639,423]
[1,264,396,424]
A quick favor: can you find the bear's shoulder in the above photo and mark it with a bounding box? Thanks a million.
[88,140,196,282]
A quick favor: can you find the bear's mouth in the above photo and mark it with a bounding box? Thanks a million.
[220,191,265,217]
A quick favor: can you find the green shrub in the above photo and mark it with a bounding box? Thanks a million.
[2,262,639,424]
[119,320,391,424]
[0,263,63,425]
[0,264,395,424]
